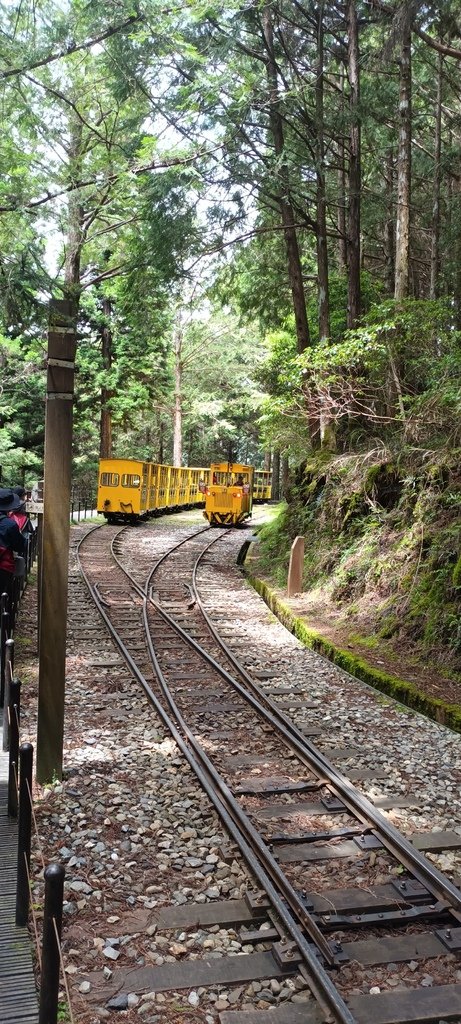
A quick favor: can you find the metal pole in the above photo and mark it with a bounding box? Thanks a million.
[37,299,76,783]
[37,511,43,653]
[11,575,19,628]
[8,678,21,818]
[2,638,14,750]
[0,600,9,708]
[39,863,65,1024]
[16,742,33,926]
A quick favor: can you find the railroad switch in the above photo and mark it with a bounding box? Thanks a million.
[317,901,450,930]
[271,825,369,845]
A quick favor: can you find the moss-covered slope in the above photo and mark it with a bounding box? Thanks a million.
[252,447,461,687]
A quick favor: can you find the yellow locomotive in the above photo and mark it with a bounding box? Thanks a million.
[97,458,208,523]
[203,462,254,526]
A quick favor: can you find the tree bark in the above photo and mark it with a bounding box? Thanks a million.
[172,318,183,465]
[430,51,443,300]
[316,2,330,344]
[347,0,361,327]
[384,148,395,295]
[316,4,335,450]
[261,6,311,355]
[281,454,289,497]
[337,65,347,274]
[99,296,113,459]
[454,172,461,330]
[158,416,165,464]
[271,449,281,500]
[64,114,84,301]
[394,17,412,300]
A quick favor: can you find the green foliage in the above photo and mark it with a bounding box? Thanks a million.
[254,442,461,675]
[453,556,461,590]
[0,330,45,484]
[305,272,384,347]
[178,309,267,465]
[211,230,294,332]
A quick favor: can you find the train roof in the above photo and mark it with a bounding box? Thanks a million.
[210,462,254,472]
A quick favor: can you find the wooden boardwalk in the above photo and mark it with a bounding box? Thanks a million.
[0,735,39,1023]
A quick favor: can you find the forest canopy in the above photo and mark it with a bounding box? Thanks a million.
[0,0,460,493]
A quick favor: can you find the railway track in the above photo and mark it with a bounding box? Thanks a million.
[74,519,461,1023]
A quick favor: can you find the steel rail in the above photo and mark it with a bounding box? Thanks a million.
[140,601,357,1022]
[105,520,461,916]
[194,538,461,917]
[140,529,461,919]
[108,526,346,964]
[138,522,214,580]
[76,529,355,1024]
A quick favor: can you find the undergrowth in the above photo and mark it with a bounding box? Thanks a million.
[255,446,461,674]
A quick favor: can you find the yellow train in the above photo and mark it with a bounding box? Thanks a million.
[253,468,272,502]
[97,459,272,525]
[203,462,254,526]
[97,458,208,523]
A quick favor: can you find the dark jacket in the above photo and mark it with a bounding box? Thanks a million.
[0,513,27,573]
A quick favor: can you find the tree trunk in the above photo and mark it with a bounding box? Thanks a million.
[281,454,289,497]
[347,0,361,327]
[261,6,311,355]
[430,50,443,300]
[316,4,335,451]
[99,296,113,459]
[384,149,395,295]
[454,172,461,330]
[172,319,183,465]
[271,449,281,500]
[158,417,165,464]
[264,450,272,471]
[337,66,347,274]
[64,114,84,301]
[316,2,330,344]
[394,18,412,300]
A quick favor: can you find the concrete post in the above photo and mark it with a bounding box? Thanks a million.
[287,535,304,596]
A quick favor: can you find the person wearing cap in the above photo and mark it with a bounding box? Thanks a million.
[9,486,34,536]
[0,489,28,605]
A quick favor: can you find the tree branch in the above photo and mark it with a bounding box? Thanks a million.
[1,14,142,80]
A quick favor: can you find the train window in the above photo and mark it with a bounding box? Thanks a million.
[100,473,119,486]
[121,474,141,487]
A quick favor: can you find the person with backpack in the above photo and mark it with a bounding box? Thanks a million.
[8,486,35,537]
[0,488,28,606]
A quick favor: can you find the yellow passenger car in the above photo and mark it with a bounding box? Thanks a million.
[97,458,208,522]
[253,469,272,502]
[204,462,254,526]
[97,458,149,522]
